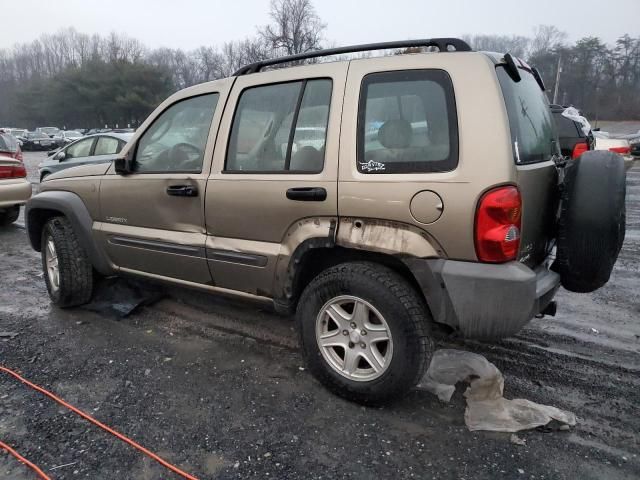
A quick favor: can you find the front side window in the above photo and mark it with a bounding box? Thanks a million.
[226,79,332,173]
[94,136,120,156]
[65,138,94,159]
[135,93,219,173]
[357,70,458,174]
[498,67,558,164]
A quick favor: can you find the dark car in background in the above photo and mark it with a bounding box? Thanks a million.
[0,131,24,161]
[550,104,593,159]
[22,131,56,151]
[39,132,132,181]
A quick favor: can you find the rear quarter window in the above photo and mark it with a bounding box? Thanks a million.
[497,67,558,164]
[357,69,458,174]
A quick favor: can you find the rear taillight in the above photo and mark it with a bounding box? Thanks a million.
[475,186,522,263]
[571,141,589,159]
[609,146,630,155]
[0,164,27,179]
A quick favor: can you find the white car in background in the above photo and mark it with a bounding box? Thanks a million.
[593,131,635,170]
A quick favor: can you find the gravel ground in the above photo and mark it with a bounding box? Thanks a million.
[0,153,638,479]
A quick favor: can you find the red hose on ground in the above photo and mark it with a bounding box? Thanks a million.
[0,440,52,480]
[0,365,199,480]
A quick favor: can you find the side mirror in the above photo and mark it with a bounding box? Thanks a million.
[114,146,135,174]
[55,151,66,161]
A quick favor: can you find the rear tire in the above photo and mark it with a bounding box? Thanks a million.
[41,216,93,307]
[0,206,20,226]
[554,150,626,292]
[297,262,433,405]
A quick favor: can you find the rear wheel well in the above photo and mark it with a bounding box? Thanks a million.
[291,247,425,309]
[27,208,64,252]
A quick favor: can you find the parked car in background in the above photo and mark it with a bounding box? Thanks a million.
[550,104,593,158]
[593,133,635,170]
[0,153,30,226]
[53,130,84,147]
[22,131,56,151]
[39,132,132,181]
[36,127,61,138]
[0,131,24,161]
[630,137,640,157]
[9,129,27,141]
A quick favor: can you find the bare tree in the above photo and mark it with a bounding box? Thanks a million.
[530,25,567,56]
[259,0,326,56]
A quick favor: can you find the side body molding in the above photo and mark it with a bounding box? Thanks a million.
[25,191,116,276]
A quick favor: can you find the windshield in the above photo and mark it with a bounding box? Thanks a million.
[497,66,559,164]
[40,127,59,134]
[66,131,82,136]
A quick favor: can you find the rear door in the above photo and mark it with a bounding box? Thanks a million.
[497,66,559,266]
[205,63,348,296]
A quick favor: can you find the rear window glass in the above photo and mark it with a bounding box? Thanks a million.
[357,70,458,174]
[497,67,558,164]
[553,112,583,139]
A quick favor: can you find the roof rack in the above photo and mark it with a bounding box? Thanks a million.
[233,38,472,76]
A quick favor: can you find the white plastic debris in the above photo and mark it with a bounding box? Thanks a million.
[561,107,592,137]
[418,349,577,432]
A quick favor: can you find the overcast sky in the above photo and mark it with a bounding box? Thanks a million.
[1,0,638,50]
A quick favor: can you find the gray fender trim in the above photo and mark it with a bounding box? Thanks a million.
[25,191,115,276]
[403,258,560,339]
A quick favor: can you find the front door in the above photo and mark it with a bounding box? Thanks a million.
[96,80,232,283]
[205,63,348,296]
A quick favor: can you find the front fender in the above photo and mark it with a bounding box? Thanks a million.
[25,191,115,276]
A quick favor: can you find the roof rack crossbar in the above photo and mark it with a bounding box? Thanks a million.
[233,38,472,76]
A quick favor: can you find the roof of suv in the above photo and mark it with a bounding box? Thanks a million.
[233,38,473,76]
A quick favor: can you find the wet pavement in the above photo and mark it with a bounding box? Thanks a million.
[0,153,638,479]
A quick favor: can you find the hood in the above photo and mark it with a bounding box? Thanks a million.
[43,160,113,182]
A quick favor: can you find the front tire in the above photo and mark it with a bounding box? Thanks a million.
[41,216,93,307]
[298,262,433,405]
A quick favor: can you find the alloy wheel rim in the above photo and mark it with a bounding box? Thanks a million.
[45,236,60,292]
[315,295,393,382]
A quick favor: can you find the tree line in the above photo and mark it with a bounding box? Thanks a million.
[0,1,638,130]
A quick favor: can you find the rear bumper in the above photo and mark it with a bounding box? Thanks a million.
[0,179,32,209]
[405,258,560,339]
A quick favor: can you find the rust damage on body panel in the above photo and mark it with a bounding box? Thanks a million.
[335,217,444,258]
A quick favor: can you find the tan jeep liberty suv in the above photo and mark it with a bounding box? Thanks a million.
[25,39,626,404]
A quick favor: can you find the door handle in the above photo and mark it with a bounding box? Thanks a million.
[286,187,327,201]
[166,185,198,197]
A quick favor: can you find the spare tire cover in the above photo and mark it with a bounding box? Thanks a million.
[553,150,626,293]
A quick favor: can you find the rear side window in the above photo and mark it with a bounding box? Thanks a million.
[357,70,458,174]
[226,79,332,173]
[497,67,558,164]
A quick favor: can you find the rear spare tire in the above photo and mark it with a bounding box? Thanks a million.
[554,150,626,293]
